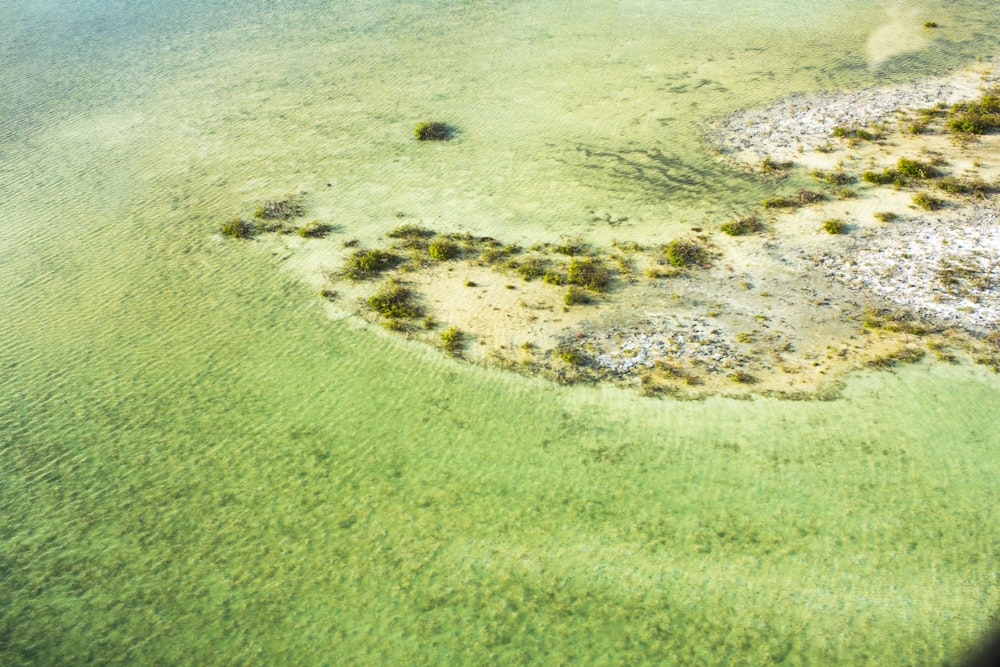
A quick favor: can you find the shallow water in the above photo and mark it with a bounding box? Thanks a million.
[2,1,999,664]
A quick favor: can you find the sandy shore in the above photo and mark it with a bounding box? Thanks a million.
[247,62,1000,398]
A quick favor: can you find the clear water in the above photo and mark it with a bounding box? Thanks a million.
[2,1,999,664]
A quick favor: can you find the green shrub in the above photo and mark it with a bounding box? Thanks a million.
[762,195,799,209]
[553,238,588,256]
[913,192,944,211]
[297,221,331,238]
[720,213,764,236]
[344,248,400,280]
[511,256,549,280]
[564,286,592,305]
[663,239,708,267]
[822,218,847,234]
[388,224,434,240]
[832,126,882,141]
[428,238,460,260]
[367,281,422,319]
[946,88,1000,135]
[862,169,896,185]
[896,157,939,179]
[760,156,792,174]
[553,343,586,366]
[542,270,566,285]
[873,211,898,222]
[923,21,938,28]
[220,217,258,239]
[414,121,452,141]
[730,370,757,384]
[810,168,854,185]
[440,326,463,355]
[567,257,611,292]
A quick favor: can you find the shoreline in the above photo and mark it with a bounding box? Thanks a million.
[236,62,1000,398]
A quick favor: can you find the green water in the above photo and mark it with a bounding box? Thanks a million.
[2,1,999,664]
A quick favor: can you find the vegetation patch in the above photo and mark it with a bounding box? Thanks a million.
[344,248,400,280]
[509,255,549,280]
[553,238,589,256]
[220,217,258,239]
[254,197,304,221]
[564,286,592,306]
[810,167,854,186]
[873,211,898,223]
[553,343,587,366]
[760,155,792,174]
[946,87,1000,135]
[912,192,944,211]
[367,280,422,320]
[297,221,332,238]
[428,238,460,261]
[414,121,452,141]
[896,157,939,180]
[832,125,883,141]
[440,326,464,355]
[762,189,825,209]
[720,213,764,236]
[567,257,611,292]
[822,218,847,235]
[662,239,708,267]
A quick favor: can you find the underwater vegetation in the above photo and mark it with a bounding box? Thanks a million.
[344,249,400,280]
[414,121,452,141]
[254,196,304,221]
[297,221,332,238]
[720,213,765,236]
[220,217,258,239]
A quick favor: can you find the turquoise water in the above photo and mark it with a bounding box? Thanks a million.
[2,1,999,664]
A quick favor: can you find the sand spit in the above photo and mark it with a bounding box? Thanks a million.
[240,63,1000,398]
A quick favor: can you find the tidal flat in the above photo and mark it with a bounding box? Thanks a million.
[2,2,1000,665]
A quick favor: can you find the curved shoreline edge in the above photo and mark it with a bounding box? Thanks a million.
[234,62,1000,399]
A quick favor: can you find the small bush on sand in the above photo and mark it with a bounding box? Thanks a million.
[367,280,422,319]
[440,326,463,355]
[720,213,764,236]
[564,286,592,305]
[567,257,611,292]
[663,239,708,267]
[428,238,460,260]
[822,218,847,234]
[344,248,399,280]
[913,192,944,211]
[297,221,332,238]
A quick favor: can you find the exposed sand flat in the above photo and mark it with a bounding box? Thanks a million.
[707,62,997,163]
[261,62,1000,397]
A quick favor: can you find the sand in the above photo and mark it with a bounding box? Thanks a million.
[258,62,1000,398]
